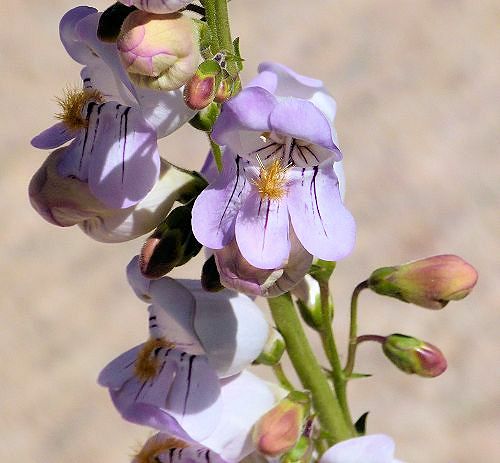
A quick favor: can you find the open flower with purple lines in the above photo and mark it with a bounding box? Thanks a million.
[192,63,355,270]
[99,256,274,454]
[31,6,195,208]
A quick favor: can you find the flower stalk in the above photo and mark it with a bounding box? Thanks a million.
[317,280,355,433]
[268,293,355,445]
[344,280,369,377]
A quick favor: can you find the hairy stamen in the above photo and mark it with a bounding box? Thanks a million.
[133,435,188,463]
[135,338,175,381]
[251,155,290,201]
[55,86,105,131]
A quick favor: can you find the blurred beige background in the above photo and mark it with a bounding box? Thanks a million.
[1,0,498,461]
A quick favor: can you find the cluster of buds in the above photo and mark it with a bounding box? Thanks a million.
[184,52,241,112]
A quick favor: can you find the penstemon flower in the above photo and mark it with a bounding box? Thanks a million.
[31,6,196,208]
[100,257,280,459]
[192,62,355,270]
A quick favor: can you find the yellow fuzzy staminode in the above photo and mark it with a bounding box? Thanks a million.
[133,434,188,463]
[55,87,104,130]
[134,338,175,381]
[252,156,289,201]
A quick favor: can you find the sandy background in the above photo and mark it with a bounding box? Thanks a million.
[1,0,498,461]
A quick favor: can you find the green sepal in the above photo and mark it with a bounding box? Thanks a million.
[347,372,373,380]
[189,102,220,132]
[308,260,336,283]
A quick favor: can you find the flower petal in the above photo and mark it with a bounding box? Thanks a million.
[269,99,340,158]
[80,158,199,242]
[139,433,229,463]
[119,0,192,14]
[319,434,397,463]
[183,281,270,377]
[211,87,276,154]
[135,86,196,138]
[251,62,338,123]
[101,345,222,442]
[287,165,355,261]
[59,6,98,64]
[192,152,250,250]
[235,192,290,269]
[75,12,138,100]
[86,102,160,208]
[31,122,75,149]
[201,371,279,462]
[148,278,205,354]
[126,255,152,301]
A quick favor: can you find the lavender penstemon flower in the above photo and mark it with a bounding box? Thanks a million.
[28,3,479,462]
[192,63,355,271]
[31,6,196,208]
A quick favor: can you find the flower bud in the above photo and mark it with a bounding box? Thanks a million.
[255,328,285,366]
[253,392,309,457]
[214,74,240,103]
[97,2,136,43]
[189,102,220,131]
[293,274,333,330]
[368,255,478,309]
[183,60,222,110]
[382,334,447,377]
[117,10,201,91]
[139,202,202,278]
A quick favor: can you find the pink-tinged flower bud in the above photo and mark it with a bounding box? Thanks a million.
[253,392,309,457]
[214,74,240,103]
[117,10,201,91]
[183,60,221,110]
[368,254,478,309]
[29,149,203,242]
[382,334,447,378]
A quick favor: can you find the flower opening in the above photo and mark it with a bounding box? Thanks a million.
[133,435,188,463]
[251,155,289,201]
[135,338,176,381]
[55,86,104,131]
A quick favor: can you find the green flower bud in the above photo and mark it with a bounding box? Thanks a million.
[382,334,447,378]
[253,392,310,458]
[293,275,332,330]
[255,328,285,366]
[189,102,220,131]
[368,254,478,309]
[183,60,222,110]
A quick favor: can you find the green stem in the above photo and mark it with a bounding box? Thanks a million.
[272,363,295,392]
[201,0,237,74]
[344,280,369,377]
[317,281,354,432]
[268,293,354,444]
